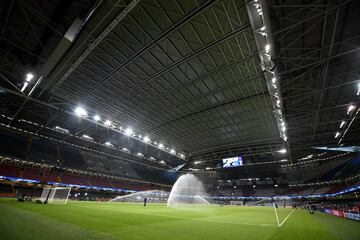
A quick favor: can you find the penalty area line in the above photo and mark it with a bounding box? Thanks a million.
[278,209,296,227]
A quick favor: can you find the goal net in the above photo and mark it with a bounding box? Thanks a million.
[39,187,71,204]
[246,198,297,227]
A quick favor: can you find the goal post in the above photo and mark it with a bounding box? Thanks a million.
[39,187,71,204]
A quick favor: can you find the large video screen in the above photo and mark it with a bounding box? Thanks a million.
[222,156,243,168]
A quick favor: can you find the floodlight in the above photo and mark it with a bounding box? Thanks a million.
[272,77,276,84]
[160,160,166,164]
[170,149,176,154]
[93,115,100,121]
[82,134,93,140]
[125,128,133,136]
[180,154,185,159]
[104,120,112,127]
[278,149,287,154]
[260,26,266,31]
[274,184,278,187]
[105,142,113,147]
[340,121,345,128]
[26,73,34,82]
[347,105,355,114]
[334,132,340,139]
[55,126,69,134]
[158,143,164,149]
[206,167,211,170]
[143,136,150,143]
[265,44,270,53]
[20,82,29,92]
[136,152,143,157]
[21,82,29,92]
[75,106,87,117]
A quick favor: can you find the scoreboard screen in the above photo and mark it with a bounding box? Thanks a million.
[222,156,244,168]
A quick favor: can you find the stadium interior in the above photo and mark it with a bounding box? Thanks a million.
[0,0,359,239]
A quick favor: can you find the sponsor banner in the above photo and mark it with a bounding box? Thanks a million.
[344,212,360,221]
[324,208,333,214]
[331,210,345,218]
[324,209,360,221]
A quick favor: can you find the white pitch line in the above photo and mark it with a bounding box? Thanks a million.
[278,209,296,227]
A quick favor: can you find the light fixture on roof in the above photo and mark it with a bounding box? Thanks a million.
[260,26,266,31]
[82,134,93,140]
[26,73,34,82]
[104,141,113,147]
[160,160,166,164]
[194,161,201,164]
[74,106,87,117]
[150,157,156,161]
[21,82,29,92]
[158,143,164,149]
[104,120,112,127]
[277,149,287,154]
[170,149,176,154]
[136,152,144,157]
[280,159,288,162]
[125,128,133,136]
[21,73,34,92]
[121,147,129,152]
[265,44,270,53]
[334,132,340,139]
[357,82,360,95]
[347,105,355,114]
[93,115,100,121]
[143,136,150,143]
[55,126,69,134]
[272,77,276,84]
[340,121,346,128]
[180,154,185,159]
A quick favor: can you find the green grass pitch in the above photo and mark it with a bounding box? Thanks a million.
[0,198,359,240]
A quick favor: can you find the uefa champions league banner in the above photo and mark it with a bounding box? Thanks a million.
[344,212,360,221]
[324,208,360,221]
